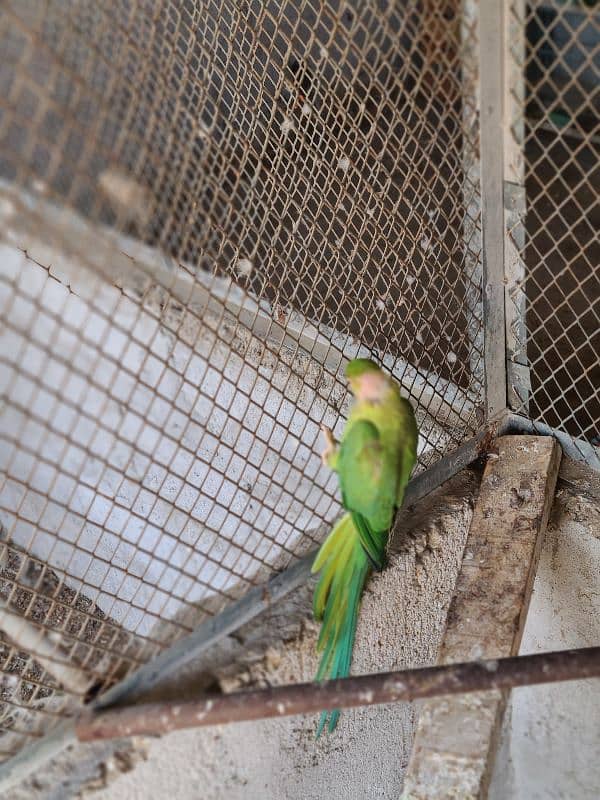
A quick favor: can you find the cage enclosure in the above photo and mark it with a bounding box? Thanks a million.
[0,0,597,779]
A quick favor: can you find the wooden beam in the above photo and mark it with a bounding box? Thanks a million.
[402,435,562,799]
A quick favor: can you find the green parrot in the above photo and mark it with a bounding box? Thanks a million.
[312,358,418,736]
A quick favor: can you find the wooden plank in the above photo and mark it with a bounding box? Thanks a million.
[402,435,561,799]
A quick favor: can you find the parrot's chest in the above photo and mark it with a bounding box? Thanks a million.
[344,405,405,487]
[347,404,404,452]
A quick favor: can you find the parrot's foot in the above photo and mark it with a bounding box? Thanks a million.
[320,424,337,466]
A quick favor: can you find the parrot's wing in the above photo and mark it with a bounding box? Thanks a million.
[338,420,384,502]
[338,420,396,569]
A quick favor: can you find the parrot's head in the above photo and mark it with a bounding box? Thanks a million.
[345,358,389,404]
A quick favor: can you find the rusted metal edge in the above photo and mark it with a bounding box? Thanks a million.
[502,413,600,471]
[479,0,508,419]
[76,647,600,741]
[0,423,499,792]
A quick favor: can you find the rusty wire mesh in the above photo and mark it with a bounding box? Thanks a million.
[506,0,599,466]
[0,0,486,761]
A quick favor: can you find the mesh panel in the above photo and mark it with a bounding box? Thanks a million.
[0,0,483,760]
[506,1,599,464]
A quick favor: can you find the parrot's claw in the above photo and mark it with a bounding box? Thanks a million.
[320,424,336,466]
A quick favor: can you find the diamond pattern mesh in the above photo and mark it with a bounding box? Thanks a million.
[506,1,599,464]
[0,0,485,760]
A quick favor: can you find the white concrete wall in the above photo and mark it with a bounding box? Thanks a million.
[489,488,600,800]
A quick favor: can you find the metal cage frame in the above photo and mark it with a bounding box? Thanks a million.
[0,0,598,789]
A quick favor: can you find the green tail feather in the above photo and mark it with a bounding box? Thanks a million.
[311,513,374,737]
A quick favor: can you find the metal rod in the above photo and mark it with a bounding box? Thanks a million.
[76,647,600,742]
[479,0,508,419]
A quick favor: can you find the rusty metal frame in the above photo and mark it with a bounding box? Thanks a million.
[0,0,597,791]
[1,644,599,795]
[78,647,600,740]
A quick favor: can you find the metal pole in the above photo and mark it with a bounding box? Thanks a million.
[503,0,530,414]
[76,647,600,742]
[479,0,508,419]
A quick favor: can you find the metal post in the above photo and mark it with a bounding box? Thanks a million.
[479,0,508,419]
[461,0,485,396]
[503,0,530,412]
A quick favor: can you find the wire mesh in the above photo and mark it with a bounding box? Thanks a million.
[506,0,599,466]
[0,0,486,762]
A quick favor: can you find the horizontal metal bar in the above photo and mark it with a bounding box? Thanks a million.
[76,647,600,741]
[503,413,600,471]
[527,115,600,148]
